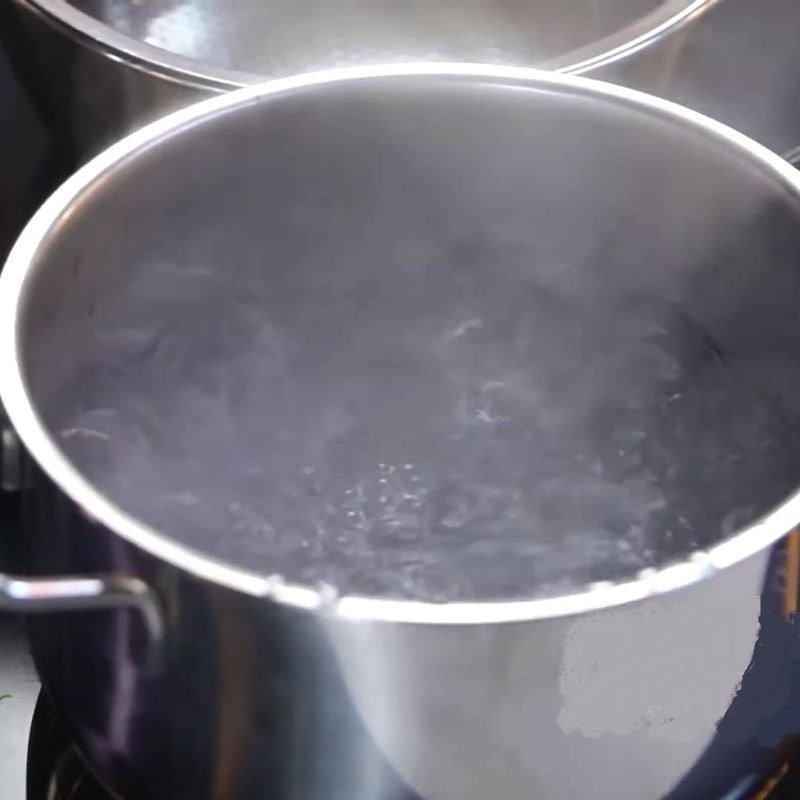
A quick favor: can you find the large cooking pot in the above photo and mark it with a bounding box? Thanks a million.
[0,0,720,157]
[3,64,800,800]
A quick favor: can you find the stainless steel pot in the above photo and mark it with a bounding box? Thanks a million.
[0,0,719,157]
[3,65,800,800]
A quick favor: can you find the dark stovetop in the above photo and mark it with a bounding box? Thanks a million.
[6,2,800,799]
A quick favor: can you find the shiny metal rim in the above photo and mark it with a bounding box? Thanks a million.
[14,0,721,89]
[2,63,798,624]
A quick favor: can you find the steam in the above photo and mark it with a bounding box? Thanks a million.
[42,67,800,603]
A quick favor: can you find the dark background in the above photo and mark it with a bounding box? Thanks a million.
[0,35,58,800]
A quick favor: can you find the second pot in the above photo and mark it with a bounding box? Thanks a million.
[0,0,719,157]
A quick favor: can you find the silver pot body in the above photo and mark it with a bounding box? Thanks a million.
[4,66,800,799]
[0,0,719,158]
[21,483,790,800]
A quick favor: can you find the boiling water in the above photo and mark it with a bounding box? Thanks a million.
[54,241,800,602]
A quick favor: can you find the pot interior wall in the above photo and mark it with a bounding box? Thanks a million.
[67,0,663,73]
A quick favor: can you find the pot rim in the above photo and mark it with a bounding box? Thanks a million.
[14,0,720,90]
[3,63,800,625]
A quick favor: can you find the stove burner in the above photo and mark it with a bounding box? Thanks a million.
[27,693,116,800]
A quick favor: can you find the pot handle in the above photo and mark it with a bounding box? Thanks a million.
[0,406,164,656]
[0,572,164,646]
